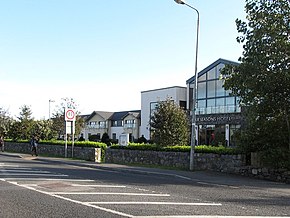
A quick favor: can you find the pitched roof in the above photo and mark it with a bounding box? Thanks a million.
[110,110,141,121]
[85,111,114,122]
[186,58,240,84]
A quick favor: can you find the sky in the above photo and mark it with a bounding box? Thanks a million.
[0,0,247,119]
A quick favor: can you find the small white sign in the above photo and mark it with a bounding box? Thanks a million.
[66,121,75,134]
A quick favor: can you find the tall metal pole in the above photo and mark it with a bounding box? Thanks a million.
[49,99,55,120]
[174,0,199,171]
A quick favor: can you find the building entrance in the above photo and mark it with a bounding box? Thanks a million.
[198,124,226,146]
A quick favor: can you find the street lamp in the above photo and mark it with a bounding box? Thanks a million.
[49,99,55,120]
[174,0,200,171]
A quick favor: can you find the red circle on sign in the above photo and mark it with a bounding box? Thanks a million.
[66,109,75,120]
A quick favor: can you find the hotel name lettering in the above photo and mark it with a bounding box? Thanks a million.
[196,113,242,125]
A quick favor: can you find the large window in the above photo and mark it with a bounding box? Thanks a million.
[207,80,216,98]
[195,64,240,115]
[197,82,206,98]
[216,79,225,97]
[207,68,216,80]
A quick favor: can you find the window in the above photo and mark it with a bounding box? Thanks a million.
[216,98,225,106]
[207,68,216,80]
[226,97,235,113]
[207,80,216,98]
[112,133,116,140]
[125,119,135,124]
[125,119,135,128]
[198,73,206,81]
[111,121,118,127]
[197,100,206,114]
[179,101,186,109]
[197,82,206,99]
[99,121,106,128]
[216,79,225,97]
[197,100,206,108]
[226,97,235,105]
[216,64,225,79]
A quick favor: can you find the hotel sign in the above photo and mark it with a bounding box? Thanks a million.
[196,113,242,125]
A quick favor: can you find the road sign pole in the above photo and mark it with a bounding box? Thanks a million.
[71,121,74,158]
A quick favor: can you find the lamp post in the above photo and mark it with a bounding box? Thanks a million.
[174,0,199,171]
[49,99,55,120]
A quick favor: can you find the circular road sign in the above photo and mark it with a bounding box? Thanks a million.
[65,109,76,121]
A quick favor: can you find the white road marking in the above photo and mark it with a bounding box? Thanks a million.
[71,184,126,188]
[7,181,134,218]
[87,202,222,206]
[0,173,68,177]
[0,164,20,167]
[2,178,95,182]
[49,192,171,196]
[1,169,52,173]
[134,216,288,218]
[197,181,239,189]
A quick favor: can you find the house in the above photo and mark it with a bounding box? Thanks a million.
[81,110,141,142]
[81,111,113,141]
[110,110,141,142]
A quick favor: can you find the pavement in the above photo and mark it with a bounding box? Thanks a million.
[0,151,191,176]
[1,151,282,186]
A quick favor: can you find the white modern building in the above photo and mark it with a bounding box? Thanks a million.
[139,58,242,146]
[140,86,187,140]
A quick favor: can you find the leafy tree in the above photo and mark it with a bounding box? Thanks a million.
[150,98,190,146]
[0,107,13,137]
[13,105,35,139]
[31,120,54,140]
[222,0,290,151]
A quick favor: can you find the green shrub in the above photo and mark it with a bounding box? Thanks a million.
[110,143,240,155]
[260,148,290,169]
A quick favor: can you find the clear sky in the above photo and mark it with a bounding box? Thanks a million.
[0,0,246,119]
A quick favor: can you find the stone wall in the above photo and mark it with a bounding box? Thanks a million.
[105,149,290,183]
[4,142,290,183]
[105,148,246,173]
[4,142,101,162]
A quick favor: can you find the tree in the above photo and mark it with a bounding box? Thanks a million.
[31,120,54,140]
[16,105,34,139]
[221,0,290,151]
[101,132,111,146]
[150,98,190,146]
[0,107,13,137]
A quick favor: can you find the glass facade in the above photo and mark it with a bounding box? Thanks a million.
[196,64,241,115]
[189,61,242,147]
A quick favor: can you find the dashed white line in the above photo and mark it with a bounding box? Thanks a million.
[0,173,68,176]
[2,178,95,181]
[71,184,126,188]
[1,169,52,173]
[134,216,287,218]
[87,202,222,206]
[49,192,171,196]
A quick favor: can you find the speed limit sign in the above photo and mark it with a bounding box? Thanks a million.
[65,109,76,121]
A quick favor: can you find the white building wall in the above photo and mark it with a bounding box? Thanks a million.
[110,127,125,141]
[140,86,187,141]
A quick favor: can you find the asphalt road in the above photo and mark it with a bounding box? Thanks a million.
[0,152,290,218]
